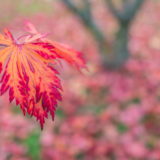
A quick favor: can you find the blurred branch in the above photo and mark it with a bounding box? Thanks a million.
[61,0,110,49]
[105,0,122,20]
[122,0,145,22]
[102,0,145,68]
[61,0,85,18]
[62,0,145,69]
[106,0,145,22]
[83,0,91,16]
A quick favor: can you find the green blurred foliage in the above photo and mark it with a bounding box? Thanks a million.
[23,131,41,160]
[0,0,53,23]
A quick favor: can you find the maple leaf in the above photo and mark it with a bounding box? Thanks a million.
[0,21,86,129]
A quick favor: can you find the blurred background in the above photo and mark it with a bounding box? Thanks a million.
[0,0,160,159]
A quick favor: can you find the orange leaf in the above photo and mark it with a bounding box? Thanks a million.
[0,21,86,129]
[25,20,86,70]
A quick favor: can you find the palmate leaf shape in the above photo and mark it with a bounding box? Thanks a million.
[0,21,86,129]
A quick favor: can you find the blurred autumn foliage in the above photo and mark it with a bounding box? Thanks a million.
[1,0,160,160]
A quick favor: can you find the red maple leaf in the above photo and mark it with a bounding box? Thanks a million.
[0,21,86,129]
